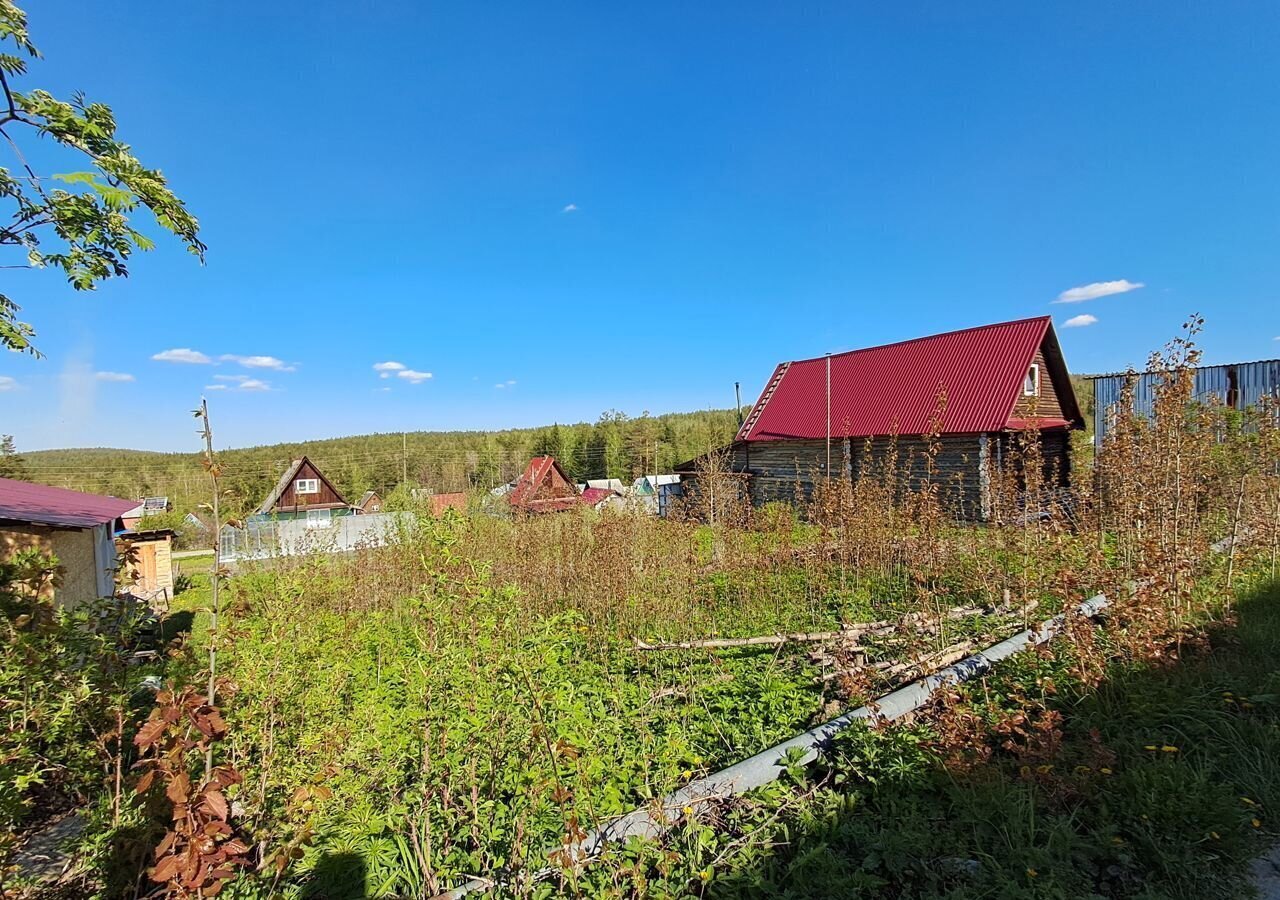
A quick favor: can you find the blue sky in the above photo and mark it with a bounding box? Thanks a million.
[2,1,1279,451]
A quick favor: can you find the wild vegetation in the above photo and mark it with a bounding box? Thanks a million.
[2,323,1277,898]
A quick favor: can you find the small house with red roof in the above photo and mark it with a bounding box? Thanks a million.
[0,476,137,606]
[508,457,619,514]
[679,316,1083,518]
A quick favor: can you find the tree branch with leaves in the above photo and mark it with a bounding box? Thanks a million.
[0,1,203,355]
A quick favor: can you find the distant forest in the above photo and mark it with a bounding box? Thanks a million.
[14,378,1097,520]
[17,408,746,518]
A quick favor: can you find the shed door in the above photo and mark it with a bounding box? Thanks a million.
[138,543,158,590]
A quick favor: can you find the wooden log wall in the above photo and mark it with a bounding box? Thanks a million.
[728,435,987,517]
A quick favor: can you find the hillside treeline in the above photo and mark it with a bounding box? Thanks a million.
[19,408,744,517]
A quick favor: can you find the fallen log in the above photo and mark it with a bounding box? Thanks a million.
[633,622,892,652]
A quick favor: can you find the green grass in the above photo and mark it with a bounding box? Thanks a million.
[675,574,1280,899]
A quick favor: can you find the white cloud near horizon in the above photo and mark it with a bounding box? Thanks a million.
[562,203,578,213]
[1053,279,1145,304]
[208,374,271,392]
[495,379,517,389]
[152,348,211,364]
[1062,314,1098,328]
[0,376,16,392]
[373,361,405,379]
[397,369,432,384]
[95,371,136,382]
[221,354,296,371]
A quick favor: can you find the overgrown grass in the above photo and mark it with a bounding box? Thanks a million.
[625,574,1280,899]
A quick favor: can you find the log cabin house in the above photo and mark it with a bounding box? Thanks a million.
[680,316,1084,519]
[253,456,353,527]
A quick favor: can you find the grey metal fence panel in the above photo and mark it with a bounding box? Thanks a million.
[219,512,414,561]
[1091,359,1280,444]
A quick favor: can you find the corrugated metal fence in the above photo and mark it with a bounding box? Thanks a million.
[1091,359,1280,444]
[219,512,414,561]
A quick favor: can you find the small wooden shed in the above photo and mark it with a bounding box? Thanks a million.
[0,477,135,607]
[117,528,176,601]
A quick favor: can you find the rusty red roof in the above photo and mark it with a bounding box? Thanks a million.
[738,317,1069,441]
[0,476,137,529]
[509,456,585,513]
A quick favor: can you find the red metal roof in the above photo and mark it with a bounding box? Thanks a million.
[0,476,137,529]
[738,317,1055,441]
[580,487,616,507]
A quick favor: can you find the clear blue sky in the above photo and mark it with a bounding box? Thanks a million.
[3,1,1278,451]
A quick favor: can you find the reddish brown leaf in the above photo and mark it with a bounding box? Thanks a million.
[166,771,190,805]
[150,854,181,883]
[202,789,229,821]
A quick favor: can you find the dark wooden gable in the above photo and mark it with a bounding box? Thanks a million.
[272,458,348,512]
[1014,326,1084,428]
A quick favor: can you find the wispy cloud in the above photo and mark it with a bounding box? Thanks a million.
[221,354,296,371]
[210,374,272,392]
[1053,279,1145,304]
[397,369,432,384]
[562,203,579,213]
[95,371,136,382]
[152,348,211,364]
[495,379,517,389]
[0,376,16,392]
[1062,314,1098,328]
[373,361,406,379]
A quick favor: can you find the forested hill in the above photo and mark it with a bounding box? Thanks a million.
[17,408,744,518]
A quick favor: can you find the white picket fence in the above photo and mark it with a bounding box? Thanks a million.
[218,512,414,562]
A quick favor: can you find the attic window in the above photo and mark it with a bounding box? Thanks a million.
[295,478,319,495]
[1023,364,1040,397]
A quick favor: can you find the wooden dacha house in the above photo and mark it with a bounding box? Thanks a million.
[681,316,1083,519]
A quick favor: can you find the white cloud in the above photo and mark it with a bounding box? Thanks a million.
[495,379,517,389]
[1062,314,1098,328]
[1053,279,1145,304]
[562,203,579,213]
[0,376,16,392]
[397,369,432,384]
[95,371,135,382]
[221,354,295,371]
[208,374,270,391]
[152,348,211,364]
[374,361,406,380]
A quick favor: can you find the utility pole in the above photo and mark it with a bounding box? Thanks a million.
[195,398,222,780]
[825,354,832,484]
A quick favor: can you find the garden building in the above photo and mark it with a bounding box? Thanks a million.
[0,476,136,606]
[253,456,353,527]
[681,316,1084,519]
